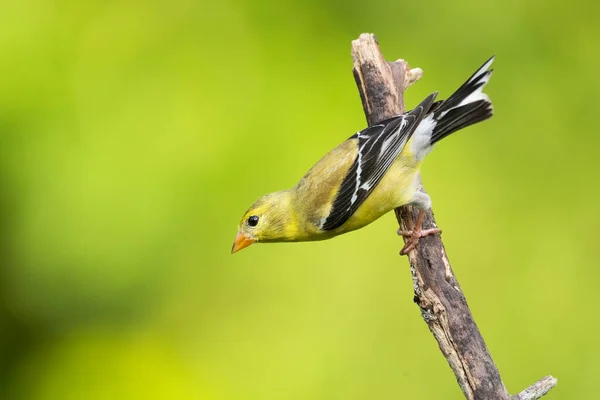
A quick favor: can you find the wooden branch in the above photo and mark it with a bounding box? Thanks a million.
[513,376,558,400]
[351,33,557,400]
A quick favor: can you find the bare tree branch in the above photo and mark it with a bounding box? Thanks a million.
[350,33,556,400]
[513,376,558,400]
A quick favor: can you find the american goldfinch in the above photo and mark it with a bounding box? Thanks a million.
[232,57,494,254]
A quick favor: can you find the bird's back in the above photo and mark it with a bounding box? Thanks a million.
[292,139,359,238]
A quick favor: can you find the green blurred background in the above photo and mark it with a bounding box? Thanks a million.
[1,0,599,399]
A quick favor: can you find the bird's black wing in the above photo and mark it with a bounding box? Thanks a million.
[321,93,437,231]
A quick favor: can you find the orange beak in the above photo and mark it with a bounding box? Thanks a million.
[231,232,254,253]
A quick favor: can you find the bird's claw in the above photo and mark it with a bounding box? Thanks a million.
[397,227,441,255]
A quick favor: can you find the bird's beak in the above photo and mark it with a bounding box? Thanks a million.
[231,232,254,254]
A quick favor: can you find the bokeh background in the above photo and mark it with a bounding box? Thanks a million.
[1,0,599,399]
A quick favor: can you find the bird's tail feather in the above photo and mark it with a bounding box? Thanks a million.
[428,56,494,145]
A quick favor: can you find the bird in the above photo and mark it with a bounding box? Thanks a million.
[232,56,494,255]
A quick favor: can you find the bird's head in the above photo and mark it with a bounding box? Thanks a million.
[231,190,295,253]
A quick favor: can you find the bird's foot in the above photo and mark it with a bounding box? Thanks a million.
[397,227,441,255]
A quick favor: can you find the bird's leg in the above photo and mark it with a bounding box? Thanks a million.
[397,209,441,255]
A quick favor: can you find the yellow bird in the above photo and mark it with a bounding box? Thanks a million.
[232,57,494,254]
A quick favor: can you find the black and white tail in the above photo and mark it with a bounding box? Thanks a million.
[411,56,494,159]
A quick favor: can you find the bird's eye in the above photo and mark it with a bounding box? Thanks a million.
[247,215,259,227]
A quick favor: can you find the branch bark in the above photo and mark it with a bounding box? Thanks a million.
[351,33,556,400]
